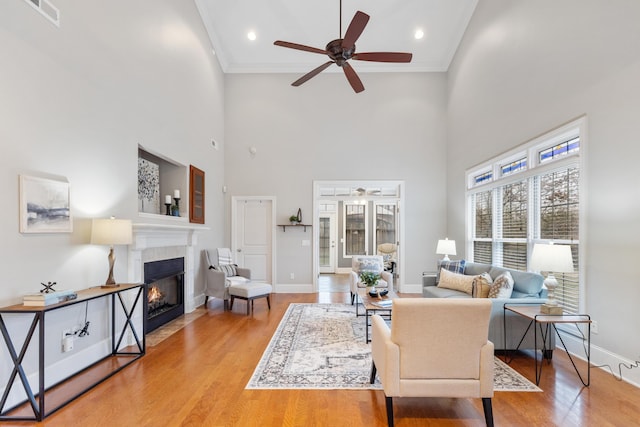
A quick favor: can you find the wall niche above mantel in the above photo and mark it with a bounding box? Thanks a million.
[138,146,187,219]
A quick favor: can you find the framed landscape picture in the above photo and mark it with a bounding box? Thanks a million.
[19,175,72,233]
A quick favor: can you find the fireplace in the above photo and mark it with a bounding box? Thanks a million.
[144,257,185,334]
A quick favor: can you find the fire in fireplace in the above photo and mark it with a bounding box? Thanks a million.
[144,257,185,334]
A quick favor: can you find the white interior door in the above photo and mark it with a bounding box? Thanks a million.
[319,212,337,273]
[233,198,273,283]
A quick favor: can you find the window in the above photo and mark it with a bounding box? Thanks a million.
[343,203,366,256]
[374,203,397,247]
[467,118,584,313]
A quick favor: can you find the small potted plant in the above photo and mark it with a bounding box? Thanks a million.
[289,215,299,225]
[360,271,381,295]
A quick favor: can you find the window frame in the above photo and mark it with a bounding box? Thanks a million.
[466,117,586,313]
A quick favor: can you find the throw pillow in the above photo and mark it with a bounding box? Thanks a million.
[436,259,466,283]
[472,272,493,298]
[357,258,382,273]
[437,268,475,295]
[217,264,237,277]
[488,271,515,299]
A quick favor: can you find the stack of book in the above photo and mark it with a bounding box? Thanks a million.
[23,289,77,306]
[372,299,393,309]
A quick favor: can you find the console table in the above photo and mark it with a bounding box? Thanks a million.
[503,304,591,386]
[0,283,145,421]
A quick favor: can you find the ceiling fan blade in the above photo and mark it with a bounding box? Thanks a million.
[342,11,370,50]
[292,61,335,87]
[352,52,413,63]
[342,62,365,93]
[274,40,328,55]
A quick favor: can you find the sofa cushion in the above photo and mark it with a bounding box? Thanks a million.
[489,267,543,296]
[423,285,472,299]
[472,272,493,298]
[488,271,514,298]
[437,268,475,295]
[436,259,466,283]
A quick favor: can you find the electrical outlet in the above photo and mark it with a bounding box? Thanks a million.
[592,320,598,334]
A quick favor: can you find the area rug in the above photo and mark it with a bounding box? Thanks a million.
[246,303,541,392]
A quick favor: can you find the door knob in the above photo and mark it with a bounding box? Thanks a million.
[237,249,242,252]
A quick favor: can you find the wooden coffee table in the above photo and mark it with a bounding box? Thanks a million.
[356,288,398,343]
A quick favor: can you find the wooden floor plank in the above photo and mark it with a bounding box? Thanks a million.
[3,292,639,426]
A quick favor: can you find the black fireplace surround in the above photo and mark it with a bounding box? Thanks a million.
[144,257,185,334]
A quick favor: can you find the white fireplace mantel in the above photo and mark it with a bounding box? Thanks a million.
[128,222,209,313]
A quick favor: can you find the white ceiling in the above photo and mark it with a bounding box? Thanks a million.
[194,0,478,74]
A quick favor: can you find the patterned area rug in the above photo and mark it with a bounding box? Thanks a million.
[247,303,541,392]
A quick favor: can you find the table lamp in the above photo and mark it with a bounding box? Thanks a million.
[530,243,574,315]
[91,217,132,288]
[436,238,456,261]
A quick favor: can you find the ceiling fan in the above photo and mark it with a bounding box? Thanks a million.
[273,1,413,93]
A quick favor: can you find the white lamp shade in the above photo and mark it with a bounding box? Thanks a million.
[91,218,132,246]
[530,243,574,273]
[436,239,456,256]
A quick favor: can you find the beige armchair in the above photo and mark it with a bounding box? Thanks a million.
[203,249,251,310]
[349,255,393,305]
[377,243,397,275]
[370,298,494,427]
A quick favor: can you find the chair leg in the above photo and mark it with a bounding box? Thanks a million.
[385,396,394,427]
[204,296,209,306]
[482,398,494,427]
[370,362,377,384]
[248,299,252,315]
[350,292,355,305]
[266,295,271,310]
[229,296,234,311]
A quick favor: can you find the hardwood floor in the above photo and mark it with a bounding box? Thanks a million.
[6,292,640,426]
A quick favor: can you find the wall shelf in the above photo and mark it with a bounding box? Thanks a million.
[278,224,311,232]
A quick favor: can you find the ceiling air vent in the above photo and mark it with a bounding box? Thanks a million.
[24,0,60,27]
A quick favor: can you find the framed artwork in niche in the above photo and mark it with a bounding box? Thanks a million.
[189,165,205,224]
[138,157,160,214]
[19,175,72,233]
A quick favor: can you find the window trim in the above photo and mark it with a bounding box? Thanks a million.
[465,116,587,313]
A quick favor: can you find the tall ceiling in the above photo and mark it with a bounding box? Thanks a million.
[194,0,478,74]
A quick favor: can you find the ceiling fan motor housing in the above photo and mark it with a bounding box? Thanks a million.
[326,39,354,66]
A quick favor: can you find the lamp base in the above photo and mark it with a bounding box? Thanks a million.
[540,303,563,315]
[101,283,121,289]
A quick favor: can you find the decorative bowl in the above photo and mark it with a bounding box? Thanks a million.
[379,289,389,297]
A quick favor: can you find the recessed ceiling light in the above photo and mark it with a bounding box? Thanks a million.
[247,31,257,41]
[414,29,424,40]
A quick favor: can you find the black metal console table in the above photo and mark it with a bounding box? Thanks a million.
[0,283,145,421]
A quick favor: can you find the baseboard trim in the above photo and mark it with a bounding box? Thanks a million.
[274,283,314,293]
[558,329,640,388]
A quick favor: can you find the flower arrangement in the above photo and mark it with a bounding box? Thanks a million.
[359,271,380,287]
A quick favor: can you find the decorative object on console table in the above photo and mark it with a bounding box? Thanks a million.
[436,238,456,261]
[138,157,160,214]
[530,243,574,315]
[90,217,133,288]
[19,174,72,233]
[189,165,205,224]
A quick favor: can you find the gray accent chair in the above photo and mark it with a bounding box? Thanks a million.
[203,249,251,310]
[423,261,555,358]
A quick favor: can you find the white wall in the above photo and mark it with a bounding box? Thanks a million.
[224,72,448,289]
[447,0,640,373]
[0,0,225,383]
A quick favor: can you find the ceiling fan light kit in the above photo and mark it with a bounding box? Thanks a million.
[274,3,412,93]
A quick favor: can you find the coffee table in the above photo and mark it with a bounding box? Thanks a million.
[356,288,398,343]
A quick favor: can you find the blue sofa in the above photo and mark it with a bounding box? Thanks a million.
[423,261,555,356]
